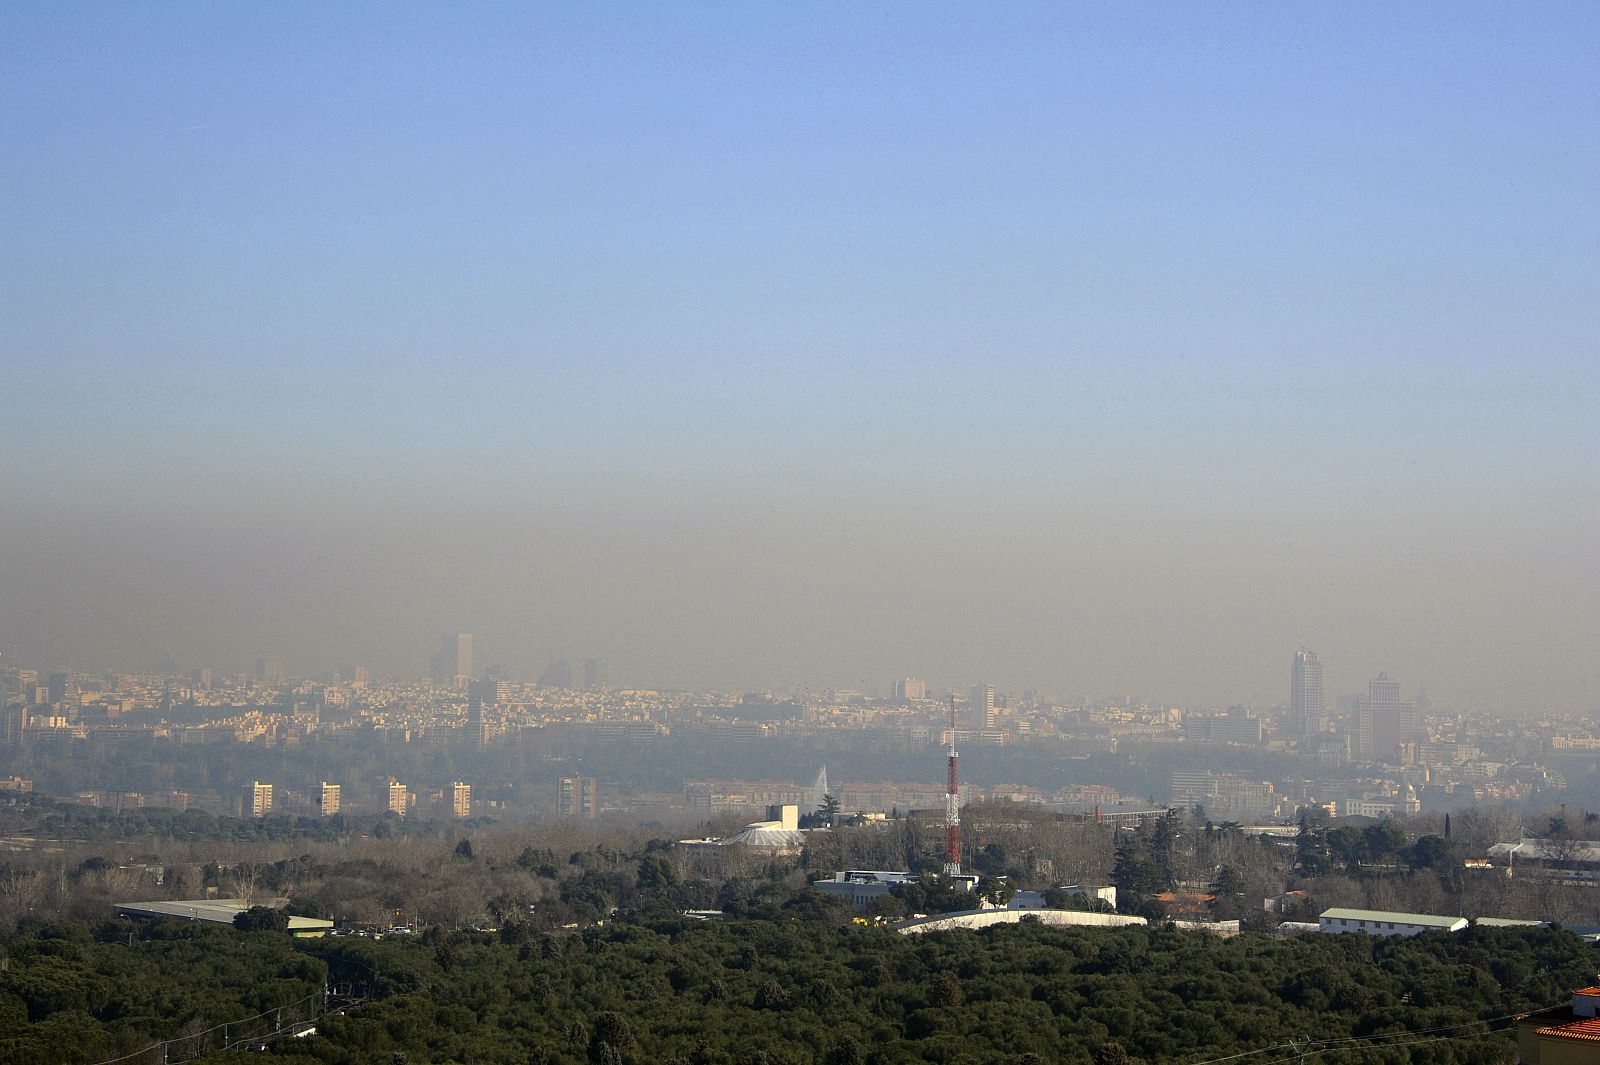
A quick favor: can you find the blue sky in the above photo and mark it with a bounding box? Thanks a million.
[1,3,1595,707]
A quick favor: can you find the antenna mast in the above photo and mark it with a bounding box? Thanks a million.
[944,695,962,876]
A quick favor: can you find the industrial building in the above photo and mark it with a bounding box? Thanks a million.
[1317,907,1467,937]
[114,898,333,938]
[812,870,980,913]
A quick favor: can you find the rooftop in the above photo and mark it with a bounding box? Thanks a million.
[1538,1018,1600,1043]
[1320,907,1466,928]
[114,898,333,934]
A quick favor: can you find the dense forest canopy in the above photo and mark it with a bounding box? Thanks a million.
[0,912,1592,1065]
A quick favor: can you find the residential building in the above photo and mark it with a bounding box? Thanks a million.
[319,782,341,817]
[244,781,273,818]
[387,780,409,817]
[1517,986,1600,1065]
[451,781,471,819]
[1171,771,1278,820]
[557,775,598,818]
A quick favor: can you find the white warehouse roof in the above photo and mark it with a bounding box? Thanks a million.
[1320,907,1466,929]
[115,898,333,935]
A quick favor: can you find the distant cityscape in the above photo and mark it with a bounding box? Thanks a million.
[3,639,1595,827]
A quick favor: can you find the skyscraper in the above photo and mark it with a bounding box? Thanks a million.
[2,705,27,747]
[583,658,608,690]
[468,678,509,706]
[256,657,286,685]
[893,677,927,701]
[1354,672,1415,760]
[1289,650,1324,738]
[969,684,995,729]
[46,671,76,705]
[430,634,473,688]
[388,780,409,816]
[540,658,573,688]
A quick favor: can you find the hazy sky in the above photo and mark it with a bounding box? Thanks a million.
[2,4,1595,711]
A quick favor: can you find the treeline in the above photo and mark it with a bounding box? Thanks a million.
[9,798,1600,944]
[2,908,1594,1065]
[0,919,326,1064]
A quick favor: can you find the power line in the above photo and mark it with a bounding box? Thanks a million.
[1180,1007,1547,1065]
[87,989,363,1065]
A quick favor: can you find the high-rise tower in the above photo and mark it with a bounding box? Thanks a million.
[968,684,995,729]
[1289,650,1324,737]
[1364,672,1403,758]
[431,634,473,688]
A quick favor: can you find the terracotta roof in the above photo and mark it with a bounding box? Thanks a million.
[1538,1018,1600,1043]
[1573,987,1600,997]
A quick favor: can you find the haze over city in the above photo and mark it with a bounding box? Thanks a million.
[2,4,1595,713]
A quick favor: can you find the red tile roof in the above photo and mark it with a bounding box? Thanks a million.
[1572,987,1600,997]
[1538,1018,1600,1043]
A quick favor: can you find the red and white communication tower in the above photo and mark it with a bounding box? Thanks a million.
[944,695,962,876]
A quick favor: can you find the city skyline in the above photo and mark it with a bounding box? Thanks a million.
[0,639,1547,717]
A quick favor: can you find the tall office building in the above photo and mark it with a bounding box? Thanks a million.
[46,671,78,705]
[256,657,286,685]
[451,781,471,819]
[431,634,473,687]
[1353,672,1417,760]
[969,684,995,729]
[1289,650,1325,738]
[466,677,504,748]
[2,705,27,747]
[466,702,492,748]
[893,677,927,701]
[468,678,509,706]
[319,782,341,817]
[557,775,598,818]
[244,781,274,818]
[583,658,608,690]
[540,658,574,688]
[388,780,409,816]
